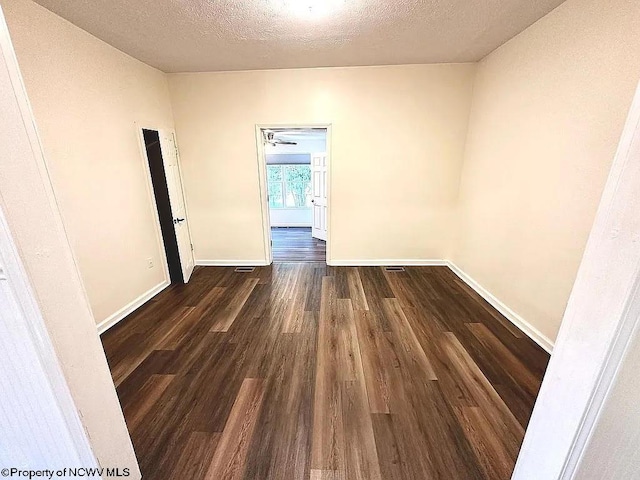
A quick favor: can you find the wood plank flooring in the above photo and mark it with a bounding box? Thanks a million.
[101,265,549,480]
[272,227,326,262]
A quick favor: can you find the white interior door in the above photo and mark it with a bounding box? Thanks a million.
[311,152,328,241]
[159,131,195,282]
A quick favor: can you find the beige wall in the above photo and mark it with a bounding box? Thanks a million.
[6,0,639,349]
[0,4,140,474]
[2,0,175,325]
[453,0,640,343]
[168,64,476,263]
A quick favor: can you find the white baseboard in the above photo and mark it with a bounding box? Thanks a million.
[328,259,448,267]
[446,261,554,353]
[96,281,170,335]
[135,259,553,353]
[196,260,270,267]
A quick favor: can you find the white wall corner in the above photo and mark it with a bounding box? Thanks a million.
[96,281,170,334]
[446,261,554,353]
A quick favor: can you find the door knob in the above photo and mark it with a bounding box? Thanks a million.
[174,218,185,224]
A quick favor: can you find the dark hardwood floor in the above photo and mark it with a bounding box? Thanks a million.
[272,227,326,262]
[101,265,549,480]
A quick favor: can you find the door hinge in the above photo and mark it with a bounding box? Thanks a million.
[191,243,194,251]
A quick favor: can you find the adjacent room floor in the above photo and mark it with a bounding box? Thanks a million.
[271,227,326,262]
[101,265,549,480]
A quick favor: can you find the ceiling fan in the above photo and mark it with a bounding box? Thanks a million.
[264,131,298,146]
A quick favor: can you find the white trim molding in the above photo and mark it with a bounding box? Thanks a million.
[97,281,170,334]
[192,257,554,353]
[330,259,553,352]
[447,262,554,353]
[196,260,271,267]
[329,259,448,267]
[255,123,333,266]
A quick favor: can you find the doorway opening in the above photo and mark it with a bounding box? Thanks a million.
[141,128,195,283]
[257,126,330,263]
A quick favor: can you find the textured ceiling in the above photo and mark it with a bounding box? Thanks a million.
[32,0,567,73]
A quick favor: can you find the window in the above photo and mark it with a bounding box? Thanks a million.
[267,165,312,209]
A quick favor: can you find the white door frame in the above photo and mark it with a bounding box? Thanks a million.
[0,204,98,471]
[255,123,333,264]
[513,79,640,479]
[136,125,195,282]
[135,124,171,284]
